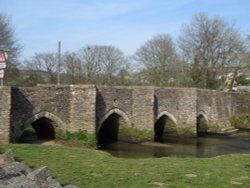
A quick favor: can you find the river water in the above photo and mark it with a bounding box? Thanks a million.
[102,131,250,158]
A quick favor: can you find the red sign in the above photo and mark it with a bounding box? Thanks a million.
[0,69,4,79]
[0,52,7,63]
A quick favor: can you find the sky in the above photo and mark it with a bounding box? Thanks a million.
[0,0,250,60]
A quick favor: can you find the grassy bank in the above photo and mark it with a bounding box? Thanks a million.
[1,144,250,188]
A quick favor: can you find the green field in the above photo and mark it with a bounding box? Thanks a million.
[1,144,250,188]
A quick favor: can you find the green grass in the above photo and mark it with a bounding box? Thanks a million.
[119,127,154,142]
[1,144,250,188]
[59,130,97,148]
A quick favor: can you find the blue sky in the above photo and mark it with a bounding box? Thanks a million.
[0,0,250,59]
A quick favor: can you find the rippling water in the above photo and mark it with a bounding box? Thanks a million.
[103,131,250,158]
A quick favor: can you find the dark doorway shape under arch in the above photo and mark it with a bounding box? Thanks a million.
[197,114,208,136]
[154,115,177,142]
[98,113,121,148]
[19,117,55,143]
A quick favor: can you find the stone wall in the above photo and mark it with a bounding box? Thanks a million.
[10,86,72,142]
[69,85,96,133]
[197,89,250,131]
[96,86,133,128]
[231,92,250,117]
[131,87,154,130]
[0,87,11,143]
[154,88,197,132]
[1,85,250,143]
[197,89,232,129]
[95,86,155,131]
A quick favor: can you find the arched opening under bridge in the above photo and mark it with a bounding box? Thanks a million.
[97,109,130,148]
[19,112,64,143]
[197,114,209,136]
[154,112,177,142]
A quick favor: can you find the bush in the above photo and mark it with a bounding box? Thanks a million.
[61,130,97,148]
[230,116,250,129]
[119,127,154,141]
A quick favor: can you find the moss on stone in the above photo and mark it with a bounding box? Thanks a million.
[176,127,195,136]
[119,127,154,142]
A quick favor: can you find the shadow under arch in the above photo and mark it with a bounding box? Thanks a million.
[97,108,131,148]
[197,112,209,136]
[154,111,177,142]
[19,111,65,142]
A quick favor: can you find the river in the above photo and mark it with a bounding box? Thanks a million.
[102,130,250,158]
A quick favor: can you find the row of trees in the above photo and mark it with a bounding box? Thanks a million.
[1,12,250,89]
[22,46,130,86]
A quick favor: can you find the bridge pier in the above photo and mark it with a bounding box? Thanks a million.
[0,87,11,143]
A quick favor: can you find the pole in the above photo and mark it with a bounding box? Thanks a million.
[57,41,61,85]
[0,79,3,88]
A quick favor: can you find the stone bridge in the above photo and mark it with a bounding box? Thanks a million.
[0,85,249,145]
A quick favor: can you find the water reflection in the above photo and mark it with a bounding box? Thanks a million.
[102,131,250,158]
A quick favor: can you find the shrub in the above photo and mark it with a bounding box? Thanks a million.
[230,116,250,129]
[61,130,97,148]
[119,127,154,141]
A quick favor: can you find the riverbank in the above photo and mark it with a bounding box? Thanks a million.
[0,144,250,187]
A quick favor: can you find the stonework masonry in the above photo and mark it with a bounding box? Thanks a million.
[132,87,154,130]
[69,85,96,133]
[0,85,250,143]
[155,88,197,134]
[0,87,11,143]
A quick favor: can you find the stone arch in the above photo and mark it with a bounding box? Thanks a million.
[154,111,177,142]
[23,111,66,128]
[155,111,177,125]
[97,108,131,148]
[18,111,65,142]
[98,108,131,130]
[197,111,209,136]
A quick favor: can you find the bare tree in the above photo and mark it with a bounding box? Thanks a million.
[98,46,127,85]
[77,45,127,85]
[0,13,22,85]
[63,51,82,84]
[178,13,245,89]
[77,46,101,84]
[24,52,57,83]
[245,35,250,70]
[0,13,21,62]
[134,34,179,86]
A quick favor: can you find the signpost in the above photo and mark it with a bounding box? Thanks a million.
[0,69,4,78]
[0,63,6,69]
[0,52,6,62]
[0,69,4,87]
[0,51,7,87]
